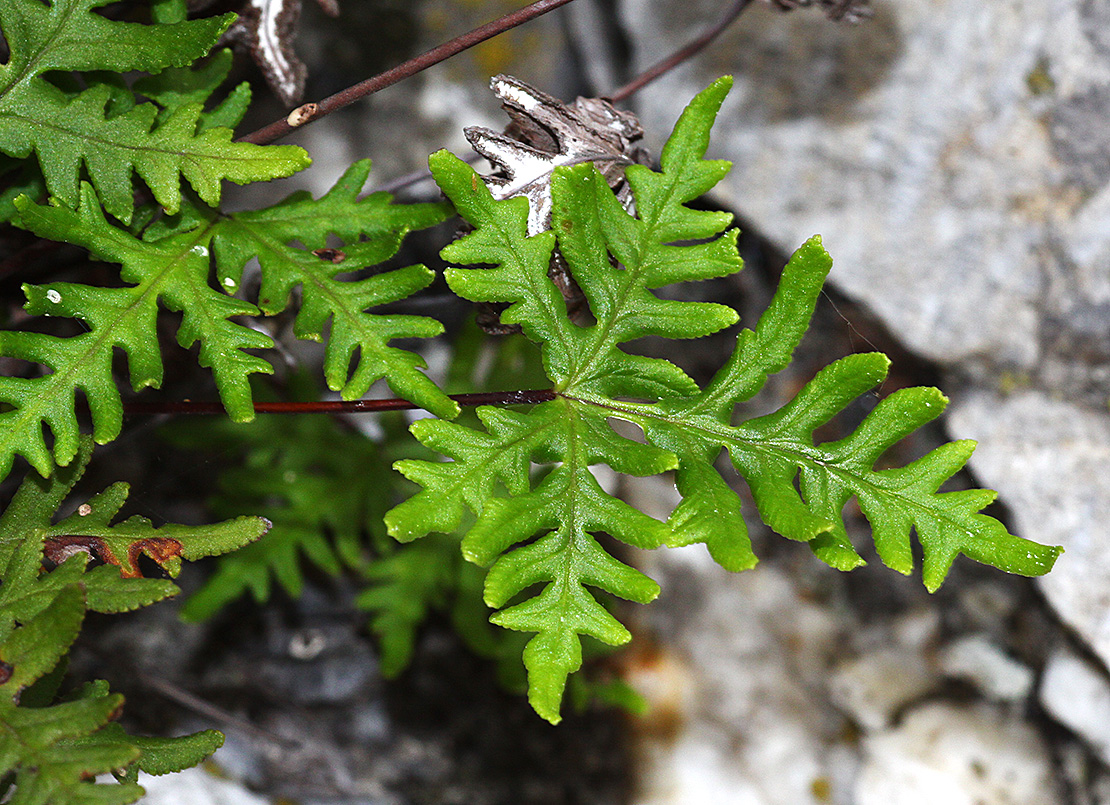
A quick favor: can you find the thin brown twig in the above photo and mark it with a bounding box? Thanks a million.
[374,0,758,196]
[139,672,302,749]
[608,0,756,103]
[238,0,580,146]
[123,389,557,416]
[133,0,758,416]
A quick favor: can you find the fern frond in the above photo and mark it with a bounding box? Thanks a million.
[389,79,740,722]
[0,437,265,802]
[387,77,1062,722]
[133,49,253,132]
[2,183,271,482]
[0,0,308,223]
[3,159,454,485]
[625,238,1062,590]
[0,158,45,223]
[356,534,460,677]
[207,159,457,414]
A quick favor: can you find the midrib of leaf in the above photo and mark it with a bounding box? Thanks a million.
[0,3,73,97]
[221,216,366,320]
[558,161,701,394]
[561,391,989,543]
[422,413,556,527]
[554,406,595,604]
[0,703,58,763]
[0,226,210,457]
[506,228,576,370]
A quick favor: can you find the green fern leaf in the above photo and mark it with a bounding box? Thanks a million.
[0,436,269,632]
[207,159,457,415]
[3,158,454,485]
[0,0,308,223]
[133,49,252,132]
[0,437,265,803]
[625,238,1062,590]
[0,682,145,805]
[1,184,272,482]
[388,76,1062,722]
[389,78,740,722]
[0,158,45,223]
[356,534,461,677]
[0,0,229,77]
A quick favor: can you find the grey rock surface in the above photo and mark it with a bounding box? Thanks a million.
[627,555,849,805]
[623,1,1069,370]
[829,646,936,732]
[948,389,1110,671]
[614,0,1109,800]
[1041,646,1110,767]
[938,633,1035,703]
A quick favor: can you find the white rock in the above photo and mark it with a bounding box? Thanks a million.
[948,391,1110,675]
[829,648,935,731]
[1040,646,1110,766]
[629,564,846,805]
[939,633,1035,703]
[137,766,272,805]
[855,702,1061,805]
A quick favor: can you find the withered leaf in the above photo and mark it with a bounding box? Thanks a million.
[465,75,648,237]
[43,535,185,579]
[224,0,340,106]
[465,76,649,332]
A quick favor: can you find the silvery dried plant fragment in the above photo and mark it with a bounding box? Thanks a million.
[465,76,650,333]
[466,75,648,237]
[224,0,340,106]
[762,0,872,22]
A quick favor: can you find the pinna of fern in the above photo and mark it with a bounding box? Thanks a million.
[0,0,460,487]
[386,76,1062,723]
[1,157,457,486]
[0,0,308,224]
[0,437,269,802]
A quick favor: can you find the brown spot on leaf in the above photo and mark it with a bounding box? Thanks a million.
[312,247,346,263]
[0,660,13,685]
[44,535,118,568]
[43,535,184,578]
[126,538,184,577]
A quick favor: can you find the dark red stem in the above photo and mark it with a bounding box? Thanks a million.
[238,0,580,146]
[123,389,557,416]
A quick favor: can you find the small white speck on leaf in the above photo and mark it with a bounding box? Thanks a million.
[191,244,210,257]
[223,277,237,288]
[46,289,62,304]
[77,503,92,516]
